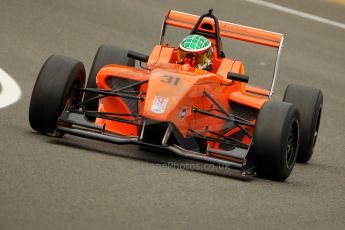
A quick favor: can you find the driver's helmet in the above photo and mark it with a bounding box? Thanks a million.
[178,34,213,70]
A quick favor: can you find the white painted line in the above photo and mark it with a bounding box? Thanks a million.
[0,68,22,109]
[244,0,345,30]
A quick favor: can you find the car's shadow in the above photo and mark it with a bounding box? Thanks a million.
[46,134,253,182]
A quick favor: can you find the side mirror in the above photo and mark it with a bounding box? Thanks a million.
[128,50,149,63]
[227,72,249,83]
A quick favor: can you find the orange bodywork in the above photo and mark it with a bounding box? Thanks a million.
[92,9,283,152]
[94,45,267,149]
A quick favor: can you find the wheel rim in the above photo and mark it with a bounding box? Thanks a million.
[47,81,80,137]
[311,104,322,151]
[286,119,299,169]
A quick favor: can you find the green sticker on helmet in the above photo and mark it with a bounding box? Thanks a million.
[180,35,211,52]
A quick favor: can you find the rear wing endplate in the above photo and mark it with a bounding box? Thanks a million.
[160,10,284,97]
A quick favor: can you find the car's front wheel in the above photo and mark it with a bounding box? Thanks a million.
[29,55,85,135]
[250,101,300,181]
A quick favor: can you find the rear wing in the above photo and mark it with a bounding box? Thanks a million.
[160,10,284,97]
[161,10,283,48]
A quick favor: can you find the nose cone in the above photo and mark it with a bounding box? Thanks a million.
[143,70,197,121]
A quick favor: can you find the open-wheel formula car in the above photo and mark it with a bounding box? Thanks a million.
[29,9,323,181]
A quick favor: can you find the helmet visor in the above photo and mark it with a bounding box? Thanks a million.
[178,49,209,66]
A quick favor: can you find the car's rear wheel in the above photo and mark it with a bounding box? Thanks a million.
[84,44,135,121]
[29,55,85,135]
[251,101,300,181]
[283,84,323,163]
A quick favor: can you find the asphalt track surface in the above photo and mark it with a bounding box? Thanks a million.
[0,0,345,229]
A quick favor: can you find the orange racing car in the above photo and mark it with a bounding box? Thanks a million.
[29,9,323,181]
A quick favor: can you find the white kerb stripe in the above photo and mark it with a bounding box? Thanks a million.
[0,68,22,109]
[244,0,345,30]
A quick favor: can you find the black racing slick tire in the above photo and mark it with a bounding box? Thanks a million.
[251,101,300,181]
[29,55,86,135]
[83,44,135,120]
[283,84,323,163]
